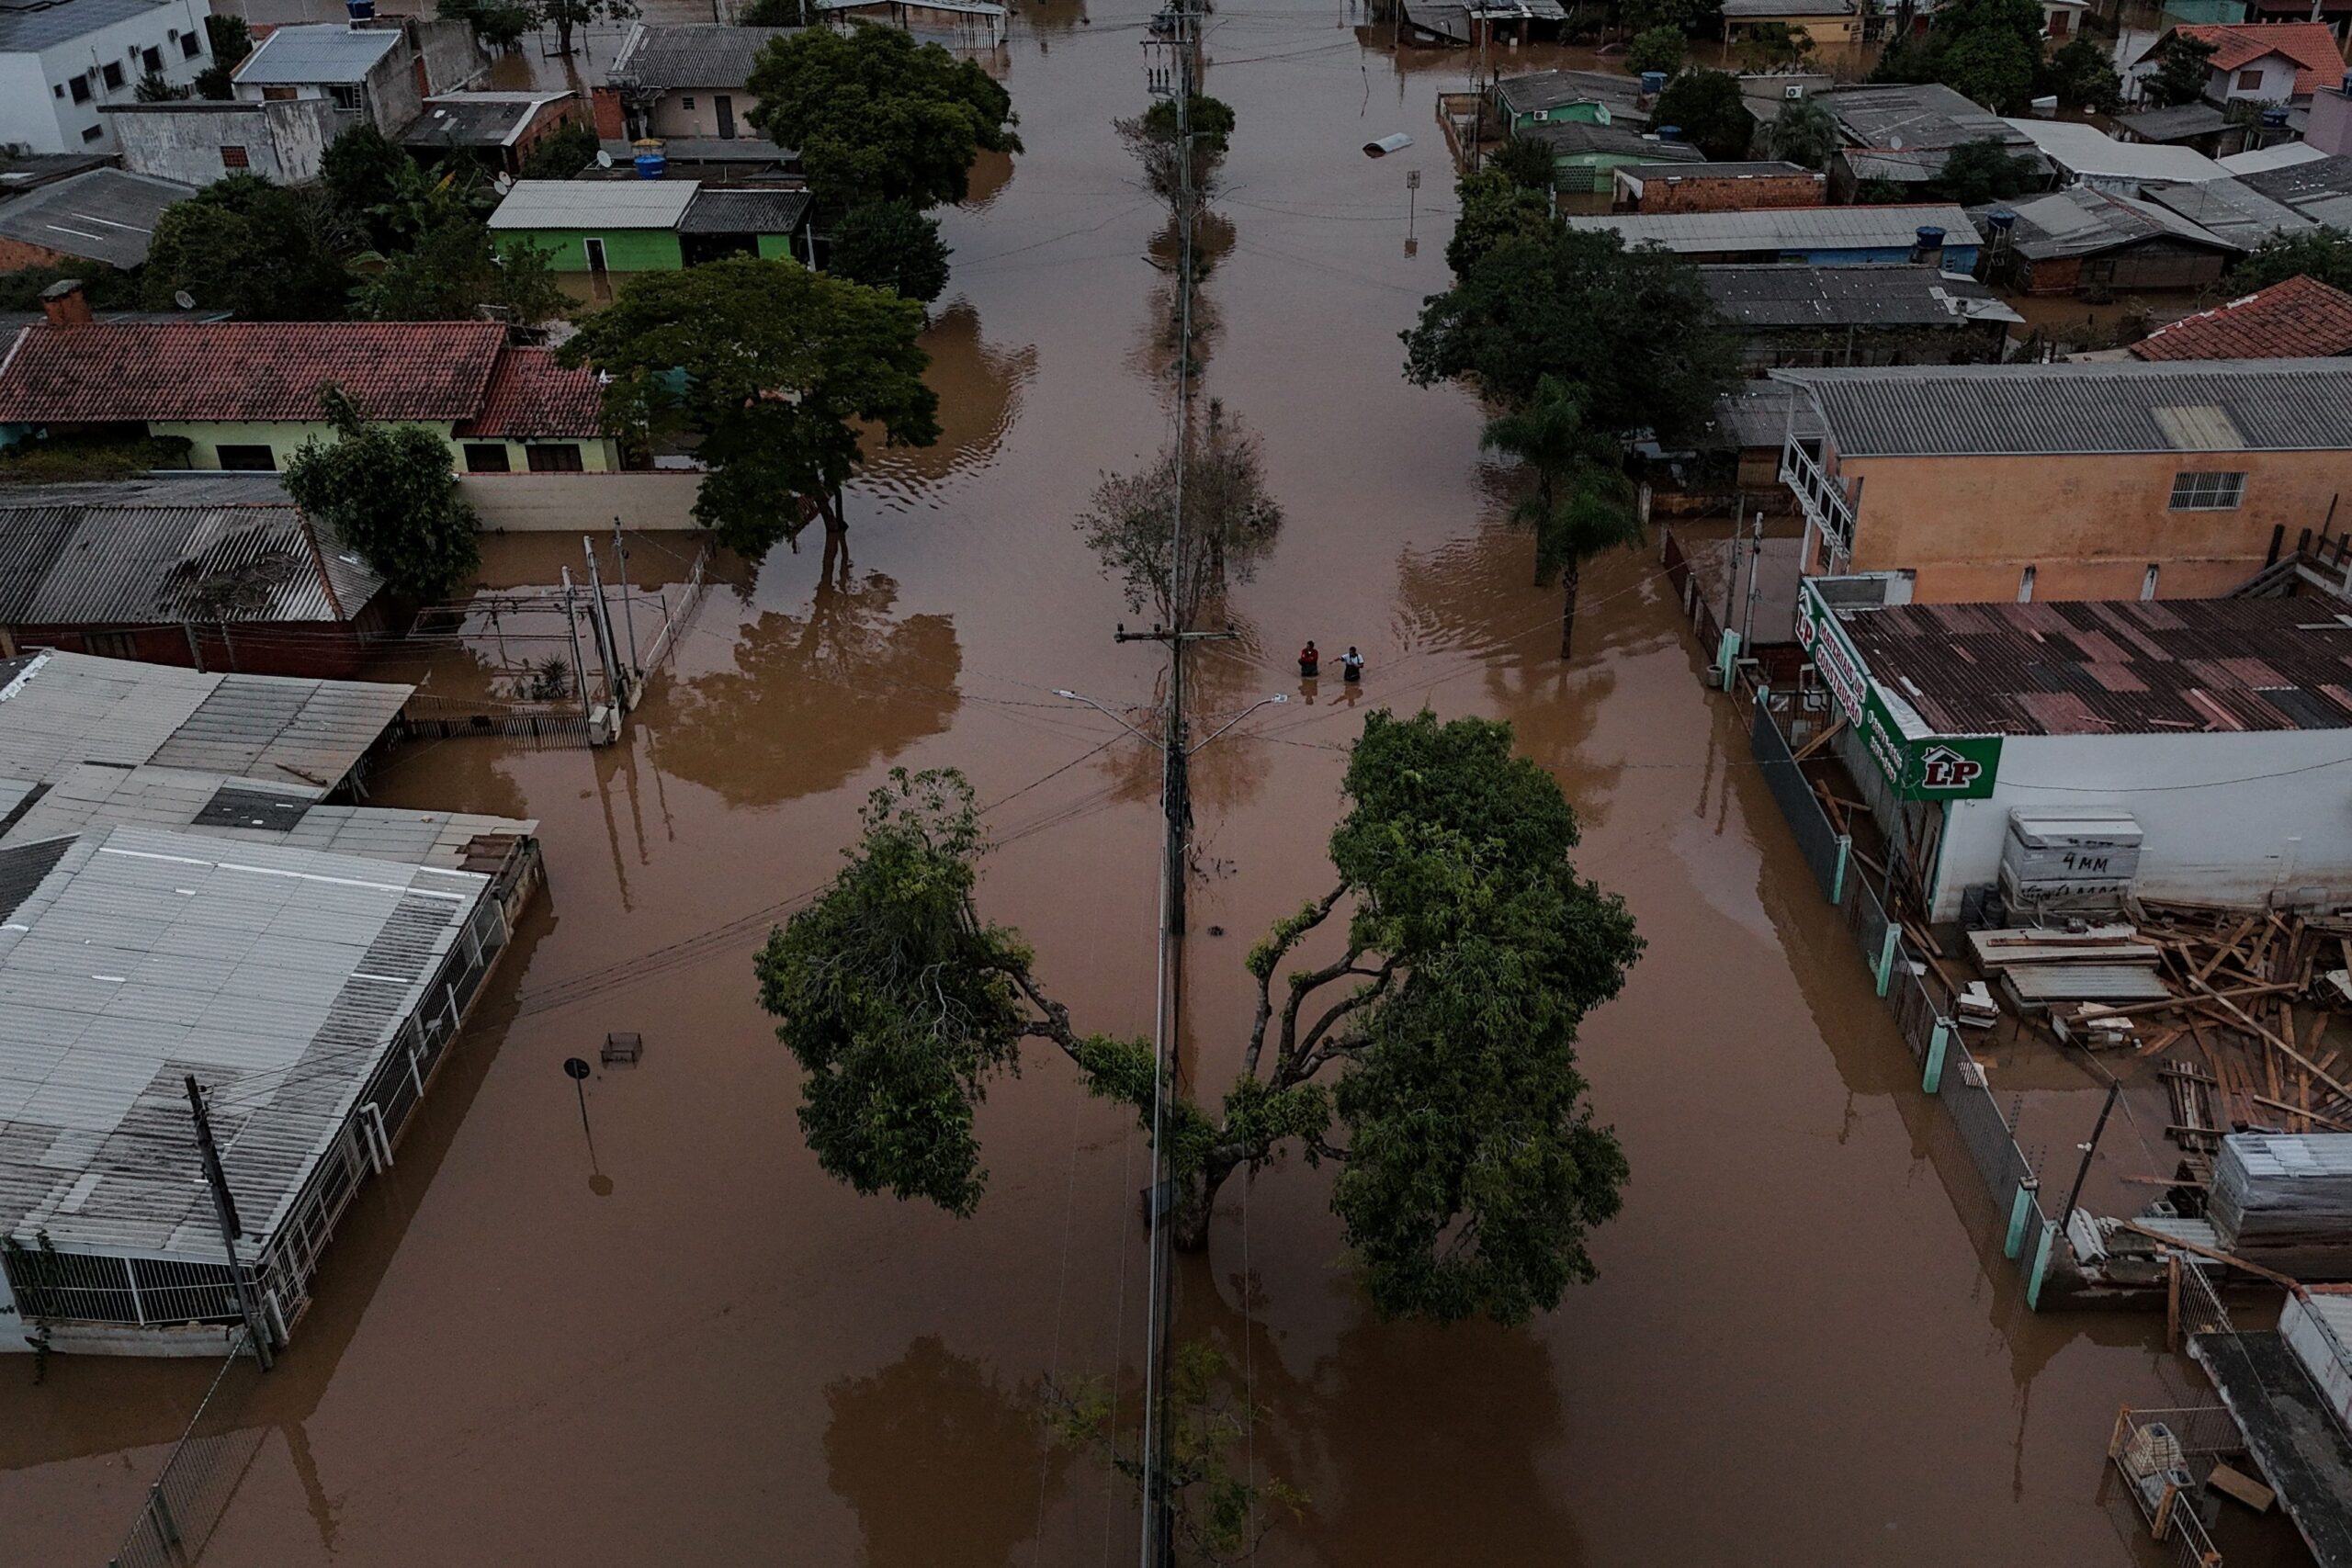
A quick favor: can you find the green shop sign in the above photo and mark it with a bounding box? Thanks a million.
[1793,589,2002,801]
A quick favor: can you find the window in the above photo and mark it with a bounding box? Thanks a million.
[329,83,362,112]
[80,123,103,142]
[220,144,248,169]
[141,46,162,73]
[262,85,297,101]
[51,83,62,97]
[463,443,512,473]
[2018,565,2036,603]
[181,29,202,56]
[2169,470,2245,510]
[681,95,695,109]
[101,61,124,89]
[526,443,584,472]
[216,444,277,471]
[68,74,89,103]
[84,631,139,660]
[2237,68,2265,90]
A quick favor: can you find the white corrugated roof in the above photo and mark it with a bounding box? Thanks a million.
[2221,141,2333,176]
[488,179,701,231]
[1565,204,1982,252]
[2002,117,2230,184]
[233,23,402,85]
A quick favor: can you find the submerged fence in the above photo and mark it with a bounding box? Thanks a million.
[1743,682,2064,1306]
[108,1333,268,1568]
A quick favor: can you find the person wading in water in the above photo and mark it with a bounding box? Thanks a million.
[1298,640,1320,678]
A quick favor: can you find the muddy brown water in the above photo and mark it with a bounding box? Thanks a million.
[1,6,2311,1566]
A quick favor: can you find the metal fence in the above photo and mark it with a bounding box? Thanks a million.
[108,1332,268,1568]
[2107,1404,2237,1568]
[1741,684,2063,1305]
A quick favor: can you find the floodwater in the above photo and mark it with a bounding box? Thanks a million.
[1,6,2312,1567]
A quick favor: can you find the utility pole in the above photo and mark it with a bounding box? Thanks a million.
[583,536,625,714]
[560,567,595,740]
[612,517,641,677]
[186,1076,272,1371]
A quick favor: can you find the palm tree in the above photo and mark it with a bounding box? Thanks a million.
[1481,375,1644,660]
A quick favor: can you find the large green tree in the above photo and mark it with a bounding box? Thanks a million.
[1446,168,1557,276]
[1934,136,2041,206]
[1871,0,2050,111]
[2143,32,2219,107]
[828,200,953,303]
[1623,25,1686,77]
[1403,225,1738,442]
[1649,69,1753,162]
[2228,226,2352,293]
[2041,35,2122,112]
[141,175,352,320]
[745,24,1020,210]
[1483,376,1644,660]
[355,220,566,323]
[1115,93,1237,219]
[757,710,1641,1324]
[1767,95,1837,170]
[560,256,938,554]
[281,385,481,599]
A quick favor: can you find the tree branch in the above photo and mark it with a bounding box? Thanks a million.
[1009,965,1086,1067]
[1290,959,1396,1081]
[1242,884,1346,1080]
[1276,950,1375,1080]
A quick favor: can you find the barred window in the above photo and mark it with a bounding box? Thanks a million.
[2169,471,2245,511]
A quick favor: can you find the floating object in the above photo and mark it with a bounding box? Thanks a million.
[1363,133,1412,157]
[603,1032,643,1066]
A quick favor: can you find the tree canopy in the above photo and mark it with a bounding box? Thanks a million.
[281,385,481,600]
[2229,226,2352,294]
[1075,399,1283,627]
[1623,25,1686,77]
[1649,69,1754,162]
[757,709,1641,1325]
[519,120,601,181]
[2042,34,2123,112]
[1445,168,1557,276]
[1736,20,1815,73]
[1767,95,1837,170]
[141,175,353,320]
[354,220,566,324]
[828,200,954,303]
[745,24,1020,210]
[1115,93,1237,218]
[1935,136,2042,206]
[1403,225,1737,442]
[1871,0,2053,112]
[559,256,939,554]
[1483,376,1644,659]
[2143,32,2219,107]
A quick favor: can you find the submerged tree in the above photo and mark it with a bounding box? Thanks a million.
[1116,94,1238,220]
[560,256,937,554]
[1075,400,1282,628]
[828,200,953,304]
[282,385,481,599]
[1482,376,1644,660]
[756,709,1641,1325]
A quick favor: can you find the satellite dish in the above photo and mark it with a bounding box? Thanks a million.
[594,149,614,168]
[494,171,514,193]
[173,289,196,310]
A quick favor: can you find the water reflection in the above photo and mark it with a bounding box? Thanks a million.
[1131,212,1237,389]
[864,301,1038,495]
[651,556,961,807]
[823,1337,1066,1568]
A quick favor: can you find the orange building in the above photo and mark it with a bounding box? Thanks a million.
[1771,358,2352,604]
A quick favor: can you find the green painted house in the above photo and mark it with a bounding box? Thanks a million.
[1520,120,1705,194]
[1489,69,1643,135]
[489,179,812,288]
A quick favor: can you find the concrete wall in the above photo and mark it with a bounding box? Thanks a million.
[460,468,704,531]
[412,17,487,96]
[2310,85,2352,156]
[109,97,339,185]
[498,226,683,272]
[1836,447,2347,602]
[645,86,752,140]
[147,418,618,473]
[1931,728,2352,918]
[2208,52,2300,104]
[0,0,214,155]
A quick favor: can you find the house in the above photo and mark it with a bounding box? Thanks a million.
[105,96,342,186]
[1813,83,2049,199]
[0,167,192,270]
[2129,23,2350,108]
[0,316,617,475]
[1770,356,2352,602]
[1973,187,2238,295]
[2130,276,2352,361]
[1563,204,1982,267]
[1717,0,1860,47]
[400,91,584,176]
[2001,116,2231,193]
[1517,120,1700,194]
[2239,148,2352,224]
[0,650,542,1359]
[0,476,392,676]
[1614,160,1825,212]
[1793,586,2352,919]
[1394,0,1568,48]
[231,17,482,133]
[596,24,800,146]
[1702,263,2019,369]
[0,0,216,156]
[488,178,811,286]
[2132,175,2313,252]
[1487,69,1644,135]
[2114,99,2238,154]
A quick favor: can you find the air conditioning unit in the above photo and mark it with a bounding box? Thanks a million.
[1783,84,1804,99]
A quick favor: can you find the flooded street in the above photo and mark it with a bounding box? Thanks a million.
[0,5,2295,1565]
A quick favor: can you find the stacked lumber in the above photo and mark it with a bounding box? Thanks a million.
[1968,924,2170,1011]
[2210,1133,2352,1279]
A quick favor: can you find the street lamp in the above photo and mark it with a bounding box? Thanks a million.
[1051,689,1165,749]
[1188,694,1288,755]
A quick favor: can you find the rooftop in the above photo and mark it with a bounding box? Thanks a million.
[487,178,701,231]
[0,649,412,790]
[2116,101,2231,142]
[2131,276,2352,361]
[1719,0,1851,13]
[595,135,792,165]
[1834,597,2352,738]
[1977,186,2237,259]
[1815,82,2038,152]
[2135,175,2313,249]
[1563,202,1981,252]
[1521,119,1702,160]
[232,22,404,85]
[2149,21,2350,97]
[0,824,491,1262]
[0,168,195,270]
[2240,152,2352,226]
[1712,379,1825,448]
[1701,262,2020,328]
[0,482,382,629]
[675,186,813,233]
[1620,159,1819,182]
[1773,356,2352,457]
[399,91,575,152]
[1493,69,1645,117]
[610,23,800,89]
[0,0,177,53]
[2220,141,2333,176]
[2001,116,2229,183]
[452,347,606,441]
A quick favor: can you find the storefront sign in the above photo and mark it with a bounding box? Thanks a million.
[1794,587,2003,802]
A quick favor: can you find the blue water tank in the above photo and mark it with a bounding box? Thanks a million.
[345,0,374,19]
[1657,124,1681,141]
[634,145,666,180]
[1986,209,2017,231]
[2260,107,2290,127]
[1640,71,1667,95]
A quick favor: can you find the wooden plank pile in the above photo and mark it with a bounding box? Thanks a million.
[1966,924,2172,1016]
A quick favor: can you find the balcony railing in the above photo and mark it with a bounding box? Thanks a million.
[1780,436,1856,569]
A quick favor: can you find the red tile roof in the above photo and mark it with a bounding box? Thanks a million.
[2168,21,2349,96]
[0,321,508,424]
[453,347,605,439]
[2131,275,2352,361]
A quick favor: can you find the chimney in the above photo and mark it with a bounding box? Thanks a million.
[40,277,92,328]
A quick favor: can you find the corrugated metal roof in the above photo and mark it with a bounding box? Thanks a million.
[0,168,196,271]
[0,496,384,627]
[1565,203,1981,253]
[1982,186,2238,260]
[610,23,800,89]
[2119,101,2231,141]
[1493,69,1644,116]
[2002,117,2230,184]
[1623,159,1817,182]
[1702,262,2018,328]
[1817,82,2037,153]
[2222,141,2333,176]
[1774,356,2352,456]
[232,22,402,85]
[0,0,175,52]
[2138,176,2315,250]
[675,186,812,234]
[0,652,412,789]
[400,91,573,151]
[2241,152,2352,217]
[488,178,701,231]
[0,824,488,1261]
[1835,597,2352,737]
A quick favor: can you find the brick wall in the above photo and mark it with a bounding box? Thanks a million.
[0,238,74,271]
[1631,172,1826,213]
[592,86,626,140]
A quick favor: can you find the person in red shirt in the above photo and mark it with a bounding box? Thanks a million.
[1298,640,1320,677]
